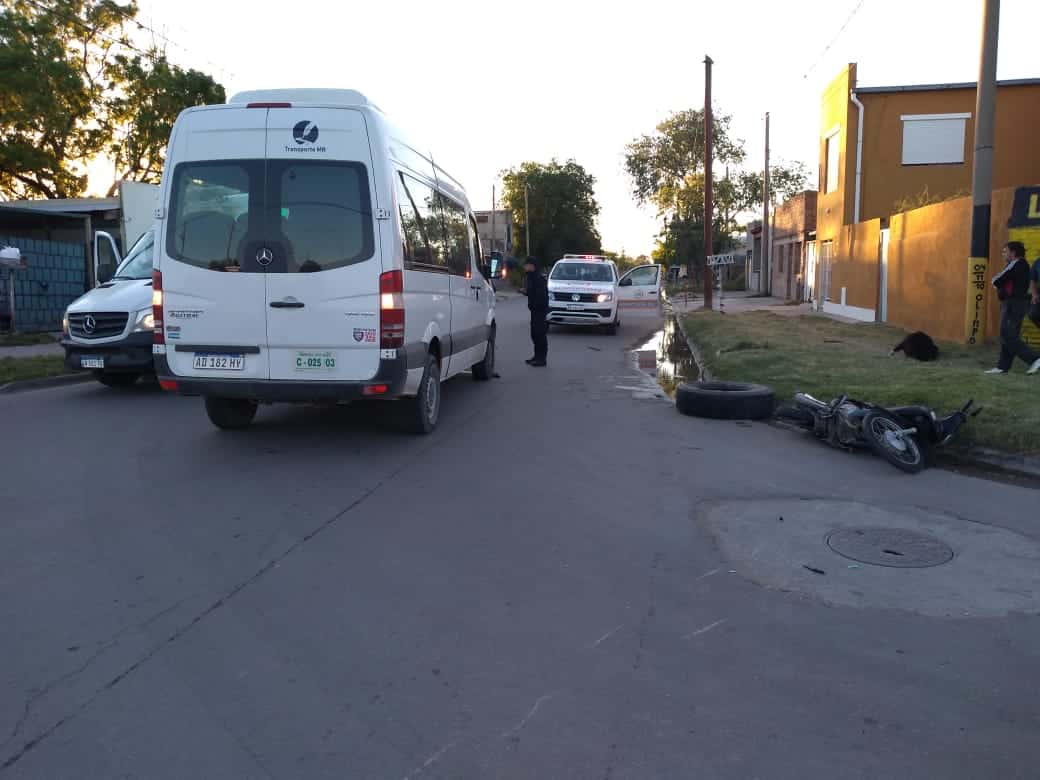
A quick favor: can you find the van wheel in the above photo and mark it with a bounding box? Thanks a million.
[205,397,258,430]
[94,371,140,388]
[472,328,495,381]
[605,319,618,335]
[400,354,440,434]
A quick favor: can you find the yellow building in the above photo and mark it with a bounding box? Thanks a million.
[815,63,1040,337]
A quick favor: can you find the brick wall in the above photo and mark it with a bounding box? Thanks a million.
[0,236,87,332]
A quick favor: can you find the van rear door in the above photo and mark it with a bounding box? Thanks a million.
[160,107,270,381]
[263,108,381,382]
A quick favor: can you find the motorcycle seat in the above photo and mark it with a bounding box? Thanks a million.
[888,405,932,418]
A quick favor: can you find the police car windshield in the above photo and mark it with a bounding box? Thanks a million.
[551,262,613,282]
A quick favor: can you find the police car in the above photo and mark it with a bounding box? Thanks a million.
[547,255,621,334]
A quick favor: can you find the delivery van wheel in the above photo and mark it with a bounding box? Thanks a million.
[205,397,258,430]
[94,371,140,388]
[472,327,496,381]
[400,353,440,434]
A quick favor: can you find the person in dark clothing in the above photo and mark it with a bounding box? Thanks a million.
[1030,255,1040,328]
[987,241,1040,375]
[524,256,549,366]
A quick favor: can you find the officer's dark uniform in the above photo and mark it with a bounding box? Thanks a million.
[526,263,549,366]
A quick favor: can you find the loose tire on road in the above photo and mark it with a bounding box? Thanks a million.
[472,328,495,381]
[94,371,140,388]
[675,381,774,420]
[205,397,259,430]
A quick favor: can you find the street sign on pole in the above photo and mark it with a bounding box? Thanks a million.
[706,253,734,312]
[706,253,736,266]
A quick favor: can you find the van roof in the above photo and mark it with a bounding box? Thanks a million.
[228,89,382,111]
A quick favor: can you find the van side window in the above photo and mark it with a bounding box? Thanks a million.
[438,194,471,277]
[398,174,446,271]
[396,173,436,272]
[468,216,486,278]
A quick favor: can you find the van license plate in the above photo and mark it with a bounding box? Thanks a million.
[80,357,104,369]
[295,351,336,371]
[193,353,244,370]
[566,304,583,310]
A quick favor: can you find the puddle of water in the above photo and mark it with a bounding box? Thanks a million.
[633,317,698,396]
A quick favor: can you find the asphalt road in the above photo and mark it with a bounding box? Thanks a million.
[2,294,1038,779]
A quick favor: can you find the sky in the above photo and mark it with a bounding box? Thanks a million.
[91,0,1038,256]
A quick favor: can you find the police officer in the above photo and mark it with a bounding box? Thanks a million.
[524,256,549,367]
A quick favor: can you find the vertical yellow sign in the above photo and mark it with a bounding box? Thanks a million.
[965,257,988,344]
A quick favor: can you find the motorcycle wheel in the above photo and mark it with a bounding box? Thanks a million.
[861,411,926,473]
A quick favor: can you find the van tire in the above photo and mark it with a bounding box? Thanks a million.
[605,318,618,335]
[400,354,440,434]
[94,371,140,388]
[675,381,774,420]
[472,328,495,381]
[205,397,258,430]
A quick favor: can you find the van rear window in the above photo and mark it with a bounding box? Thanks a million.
[166,159,374,273]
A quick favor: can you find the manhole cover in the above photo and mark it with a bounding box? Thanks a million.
[826,527,954,568]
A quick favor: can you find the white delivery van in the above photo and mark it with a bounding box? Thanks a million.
[153,89,496,433]
[62,228,158,386]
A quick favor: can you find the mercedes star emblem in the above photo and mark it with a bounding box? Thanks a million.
[83,315,96,334]
[256,247,274,266]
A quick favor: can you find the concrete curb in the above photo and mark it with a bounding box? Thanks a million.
[675,311,1040,481]
[0,373,92,395]
[939,448,1040,480]
[672,311,713,382]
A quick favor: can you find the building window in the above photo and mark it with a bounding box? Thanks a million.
[819,240,834,301]
[901,113,969,165]
[824,130,840,194]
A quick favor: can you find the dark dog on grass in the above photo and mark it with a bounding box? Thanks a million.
[891,331,939,362]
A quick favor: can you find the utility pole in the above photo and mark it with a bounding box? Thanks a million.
[703,55,714,311]
[490,185,496,261]
[966,0,1000,344]
[524,183,531,260]
[762,112,771,295]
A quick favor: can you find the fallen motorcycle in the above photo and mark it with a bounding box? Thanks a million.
[775,393,980,473]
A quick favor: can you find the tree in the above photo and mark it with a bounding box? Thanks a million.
[0,0,135,199]
[625,108,810,277]
[0,0,225,200]
[500,159,601,263]
[107,54,225,193]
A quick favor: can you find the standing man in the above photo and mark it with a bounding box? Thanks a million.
[987,241,1040,375]
[524,256,549,367]
[1030,254,1040,328]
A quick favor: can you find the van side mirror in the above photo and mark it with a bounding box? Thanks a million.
[619,277,633,287]
[97,264,116,284]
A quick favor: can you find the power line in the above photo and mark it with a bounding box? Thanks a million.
[801,0,867,80]
[21,0,234,82]
[103,0,236,81]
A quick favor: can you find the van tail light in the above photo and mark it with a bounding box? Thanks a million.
[152,270,165,346]
[246,102,292,108]
[379,270,405,349]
